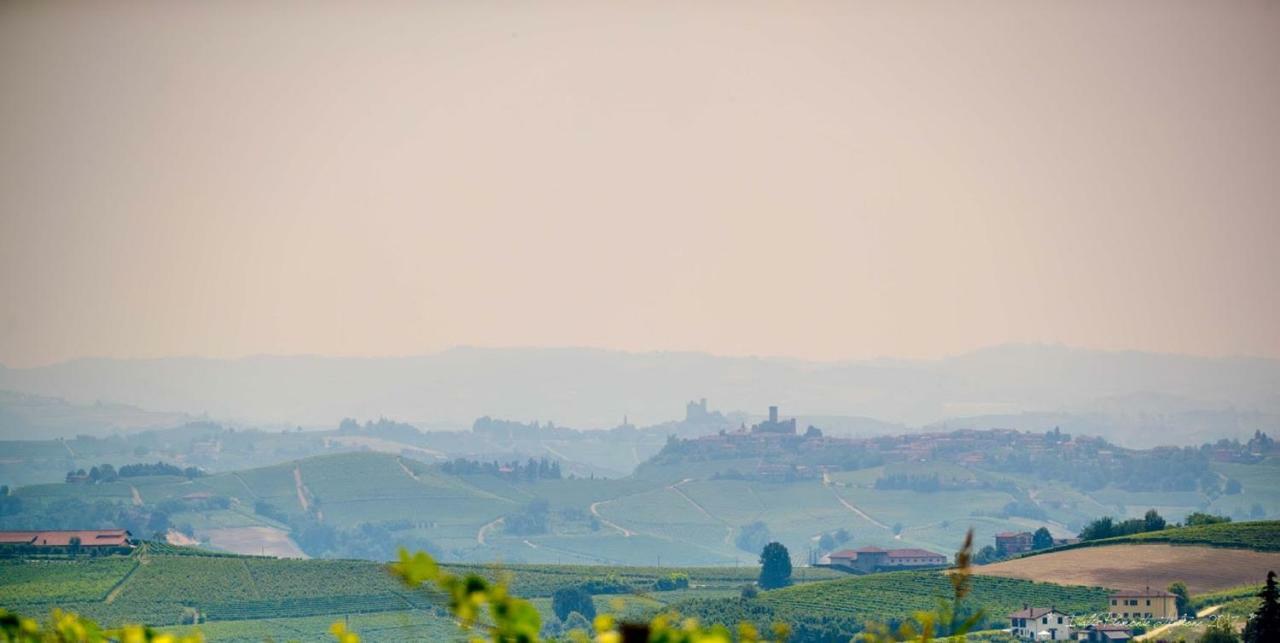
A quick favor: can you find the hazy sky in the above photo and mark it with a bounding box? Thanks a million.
[1,1,1278,368]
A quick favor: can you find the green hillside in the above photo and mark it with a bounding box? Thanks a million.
[0,546,845,641]
[5,448,1278,567]
[672,571,1109,641]
[1042,519,1280,553]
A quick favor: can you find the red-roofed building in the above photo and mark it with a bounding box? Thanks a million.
[996,531,1034,556]
[0,529,133,552]
[826,546,945,572]
[884,548,947,567]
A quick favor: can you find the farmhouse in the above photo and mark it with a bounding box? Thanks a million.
[1107,587,1177,620]
[827,546,946,572]
[0,529,133,553]
[1007,606,1072,640]
[996,531,1034,555]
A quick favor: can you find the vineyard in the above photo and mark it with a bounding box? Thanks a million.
[1103,519,1280,550]
[0,551,438,628]
[671,571,1109,642]
[0,548,847,635]
[439,562,845,597]
[1030,520,1280,554]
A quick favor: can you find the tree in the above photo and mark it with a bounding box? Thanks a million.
[1168,581,1191,618]
[1079,516,1114,541]
[68,536,81,558]
[1244,570,1280,643]
[1186,512,1232,526]
[758,541,792,590]
[818,532,836,552]
[1144,509,1166,532]
[551,586,595,622]
[974,545,1000,564]
[1031,527,1053,551]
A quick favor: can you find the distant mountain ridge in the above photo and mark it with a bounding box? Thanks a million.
[1,344,1277,446]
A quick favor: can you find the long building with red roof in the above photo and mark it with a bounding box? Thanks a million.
[0,529,132,549]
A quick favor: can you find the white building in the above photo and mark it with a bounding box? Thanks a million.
[1008,606,1073,641]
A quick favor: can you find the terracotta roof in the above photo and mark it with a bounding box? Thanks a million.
[886,548,944,558]
[3,529,133,547]
[852,546,886,553]
[996,531,1029,538]
[829,549,859,559]
[1111,588,1176,598]
[1008,607,1063,619]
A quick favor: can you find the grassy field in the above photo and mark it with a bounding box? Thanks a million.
[977,543,1280,594]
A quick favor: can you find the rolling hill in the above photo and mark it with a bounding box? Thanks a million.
[5,448,1279,567]
[4,345,1278,446]
[976,521,1280,594]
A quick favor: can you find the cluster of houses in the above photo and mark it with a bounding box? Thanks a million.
[0,529,134,555]
[1009,587,1179,641]
[820,545,949,572]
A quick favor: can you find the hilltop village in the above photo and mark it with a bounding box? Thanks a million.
[650,405,1274,497]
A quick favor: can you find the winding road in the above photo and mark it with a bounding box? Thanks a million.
[588,499,634,537]
[831,488,892,531]
[476,517,504,545]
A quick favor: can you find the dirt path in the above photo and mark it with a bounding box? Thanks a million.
[130,486,143,507]
[397,458,421,481]
[669,479,717,521]
[477,517,504,545]
[541,442,571,462]
[589,499,635,537]
[61,439,77,458]
[292,465,313,514]
[104,560,141,604]
[831,488,891,531]
[668,479,734,545]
